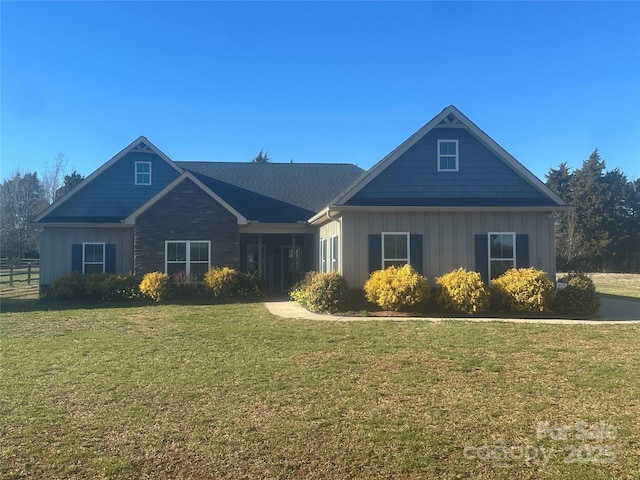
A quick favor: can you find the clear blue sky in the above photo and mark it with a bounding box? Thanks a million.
[2,1,639,183]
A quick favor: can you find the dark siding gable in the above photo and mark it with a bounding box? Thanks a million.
[42,151,181,223]
[348,128,550,206]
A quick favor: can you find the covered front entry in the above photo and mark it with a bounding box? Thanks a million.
[240,232,314,292]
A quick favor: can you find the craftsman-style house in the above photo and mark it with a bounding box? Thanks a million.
[33,106,570,293]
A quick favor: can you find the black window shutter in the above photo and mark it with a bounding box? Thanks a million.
[516,234,529,268]
[410,234,423,275]
[105,244,116,273]
[72,244,82,273]
[474,234,488,283]
[368,234,381,273]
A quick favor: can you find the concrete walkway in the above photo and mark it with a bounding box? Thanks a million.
[265,297,640,325]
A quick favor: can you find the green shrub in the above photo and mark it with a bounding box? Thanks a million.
[289,271,350,313]
[46,272,137,301]
[552,273,600,316]
[46,272,86,300]
[491,267,554,312]
[204,267,239,298]
[435,268,489,315]
[364,265,430,312]
[84,273,137,301]
[235,272,264,298]
[139,271,171,302]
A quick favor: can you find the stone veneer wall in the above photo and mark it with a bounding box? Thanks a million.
[134,178,239,276]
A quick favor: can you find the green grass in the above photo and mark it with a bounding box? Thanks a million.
[2,299,639,479]
[589,273,640,299]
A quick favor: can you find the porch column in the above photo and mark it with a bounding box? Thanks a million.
[257,233,263,279]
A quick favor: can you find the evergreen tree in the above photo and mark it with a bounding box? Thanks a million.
[547,149,640,272]
[545,162,572,200]
[54,170,84,200]
[251,149,270,163]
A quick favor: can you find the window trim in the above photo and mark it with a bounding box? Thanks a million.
[382,232,410,269]
[330,235,339,272]
[165,240,211,278]
[488,232,516,281]
[135,161,152,185]
[83,242,105,274]
[319,238,328,273]
[437,139,459,172]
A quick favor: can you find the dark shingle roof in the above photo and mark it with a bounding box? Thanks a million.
[177,162,364,221]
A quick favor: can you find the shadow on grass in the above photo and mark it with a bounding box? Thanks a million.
[599,293,640,302]
[0,295,269,314]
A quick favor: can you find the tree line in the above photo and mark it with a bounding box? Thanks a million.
[546,149,639,273]
[1,154,84,258]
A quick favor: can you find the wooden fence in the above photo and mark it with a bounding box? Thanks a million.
[0,258,40,288]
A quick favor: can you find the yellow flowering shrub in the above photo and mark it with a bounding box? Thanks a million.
[139,271,171,302]
[491,267,554,312]
[435,268,489,315]
[204,266,239,298]
[364,264,430,312]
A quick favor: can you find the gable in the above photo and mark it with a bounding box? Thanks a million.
[125,172,247,225]
[347,127,554,207]
[333,105,568,209]
[34,138,183,223]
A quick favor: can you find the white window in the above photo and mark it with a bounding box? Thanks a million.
[382,232,410,269]
[437,139,458,172]
[330,235,339,272]
[488,232,516,280]
[165,241,210,280]
[319,238,328,273]
[83,242,105,274]
[135,161,152,185]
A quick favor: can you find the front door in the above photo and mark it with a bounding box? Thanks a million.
[280,245,302,291]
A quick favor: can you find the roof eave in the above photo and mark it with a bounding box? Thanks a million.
[310,204,573,224]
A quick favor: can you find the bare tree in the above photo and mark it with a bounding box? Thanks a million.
[41,151,67,204]
[0,171,47,258]
[555,210,588,271]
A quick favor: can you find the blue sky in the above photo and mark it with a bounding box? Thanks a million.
[2,1,639,183]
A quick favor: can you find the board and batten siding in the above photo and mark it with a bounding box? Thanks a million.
[340,211,556,288]
[39,227,134,287]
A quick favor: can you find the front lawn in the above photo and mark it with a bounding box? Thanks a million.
[1,301,639,479]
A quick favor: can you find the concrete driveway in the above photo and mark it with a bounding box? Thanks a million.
[597,297,640,321]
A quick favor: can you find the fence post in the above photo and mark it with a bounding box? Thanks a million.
[27,264,32,285]
[9,265,13,287]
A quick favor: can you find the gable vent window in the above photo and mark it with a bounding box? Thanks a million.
[437,139,459,172]
[135,161,152,185]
